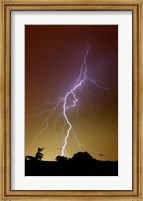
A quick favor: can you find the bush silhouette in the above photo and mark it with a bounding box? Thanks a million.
[71,151,93,161]
[56,155,68,162]
[25,155,37,161]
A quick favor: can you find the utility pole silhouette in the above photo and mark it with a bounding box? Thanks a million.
[99,153,103,161]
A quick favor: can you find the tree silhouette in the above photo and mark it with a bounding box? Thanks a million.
[35,147,45,160]
[71,151,93,161]
[56,155,68,162]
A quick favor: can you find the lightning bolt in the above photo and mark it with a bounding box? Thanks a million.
[60,44,89,156]
[31,43,109,157]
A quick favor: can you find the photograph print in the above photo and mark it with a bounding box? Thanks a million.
[25,25,118,176]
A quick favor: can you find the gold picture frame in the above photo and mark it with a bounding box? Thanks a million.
[0,0,143,200]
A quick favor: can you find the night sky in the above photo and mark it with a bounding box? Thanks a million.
[25,25,118,161]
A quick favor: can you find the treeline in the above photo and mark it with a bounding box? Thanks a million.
[25,148,118,176]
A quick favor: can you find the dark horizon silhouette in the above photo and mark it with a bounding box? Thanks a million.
[25,148,118,176]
